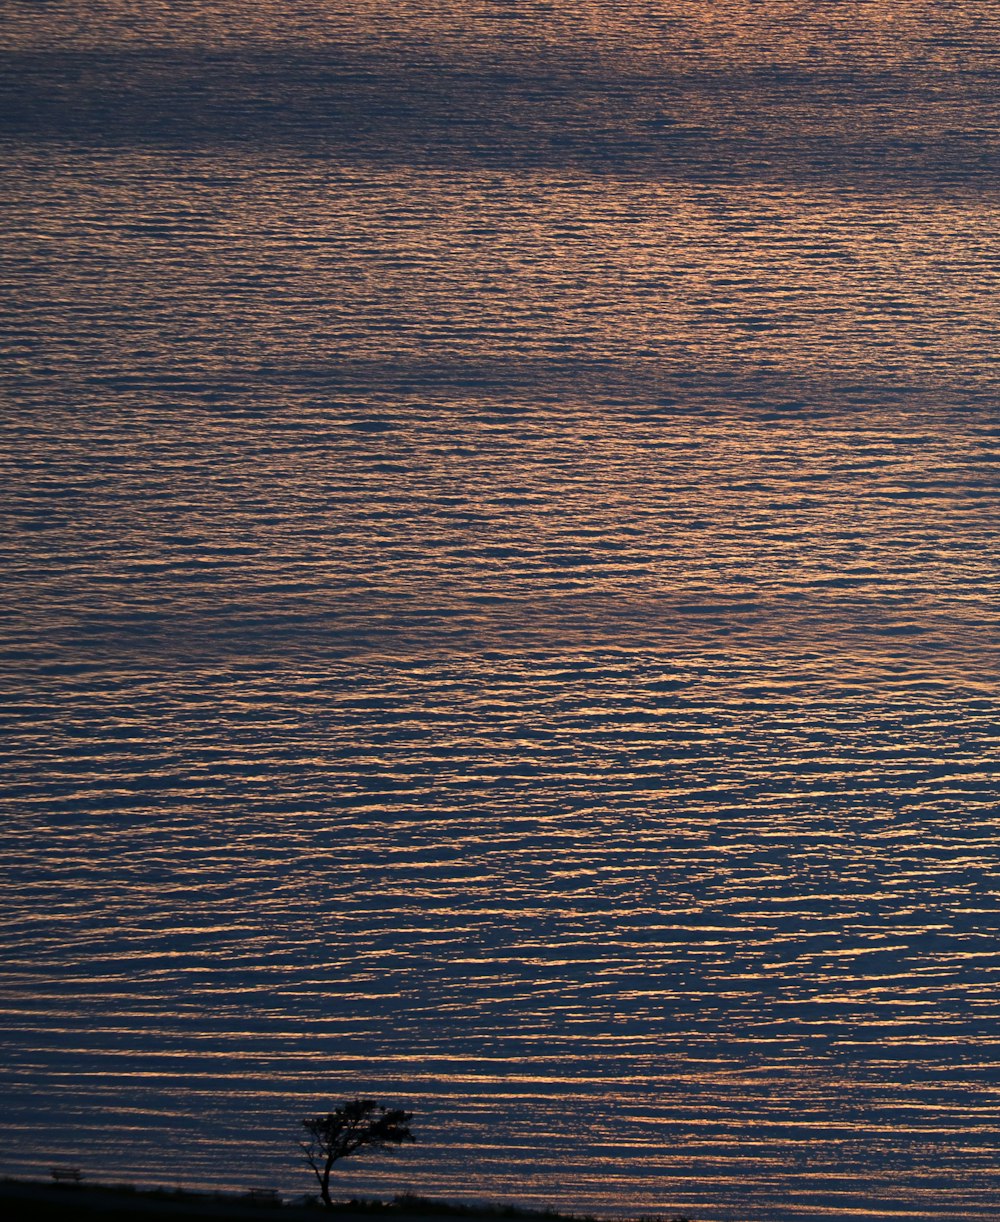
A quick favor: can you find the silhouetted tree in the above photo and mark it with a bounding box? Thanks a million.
[300,1098,416,1208]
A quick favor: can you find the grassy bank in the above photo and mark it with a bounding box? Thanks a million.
[0,1179,694,1222]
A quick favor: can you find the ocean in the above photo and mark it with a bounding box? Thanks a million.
[2,3,999,1218]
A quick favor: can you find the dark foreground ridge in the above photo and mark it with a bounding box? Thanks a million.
[0,1180,695,1222]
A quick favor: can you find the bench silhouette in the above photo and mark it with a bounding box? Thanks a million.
[50,1168,83,1185]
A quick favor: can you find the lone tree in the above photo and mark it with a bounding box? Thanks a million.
[300,1098,416,1208]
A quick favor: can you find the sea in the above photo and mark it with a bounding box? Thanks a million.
[1,3,999,1219]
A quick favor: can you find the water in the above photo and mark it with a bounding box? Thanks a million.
[2,3,999,1219]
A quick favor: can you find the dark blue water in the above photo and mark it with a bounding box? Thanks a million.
[2,3,999,1218]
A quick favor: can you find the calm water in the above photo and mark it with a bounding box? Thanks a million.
[2,3,1000,1219]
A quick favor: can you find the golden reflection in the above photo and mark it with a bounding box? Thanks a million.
[3,0,1000,1216]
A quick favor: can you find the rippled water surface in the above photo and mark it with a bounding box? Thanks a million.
[2,3,999,1219]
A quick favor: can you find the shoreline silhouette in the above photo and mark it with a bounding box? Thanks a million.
[0,1179,695,1222]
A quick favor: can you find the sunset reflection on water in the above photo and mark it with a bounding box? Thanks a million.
[2,2,1000,1220]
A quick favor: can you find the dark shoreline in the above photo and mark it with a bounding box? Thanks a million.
[0,1180,694,1222]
